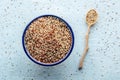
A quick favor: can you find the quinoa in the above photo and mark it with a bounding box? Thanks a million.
[25,16,72,63]
[86,9,97,24]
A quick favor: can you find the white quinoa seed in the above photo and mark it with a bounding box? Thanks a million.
[25,16,72,63]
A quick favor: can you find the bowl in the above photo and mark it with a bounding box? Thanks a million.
[22,15,74,66]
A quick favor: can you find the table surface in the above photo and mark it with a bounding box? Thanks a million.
[0,0,120,80]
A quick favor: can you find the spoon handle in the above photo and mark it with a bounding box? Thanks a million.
[79,26,90,70]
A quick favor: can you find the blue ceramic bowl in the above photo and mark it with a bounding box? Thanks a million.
[22,15,74,66]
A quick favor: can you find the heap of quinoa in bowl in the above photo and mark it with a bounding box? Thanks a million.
[22,15,74,66]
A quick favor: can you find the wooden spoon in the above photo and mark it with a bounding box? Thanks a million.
[79,9,98,70]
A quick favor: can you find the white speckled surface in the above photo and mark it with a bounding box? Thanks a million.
[0,0,120,80]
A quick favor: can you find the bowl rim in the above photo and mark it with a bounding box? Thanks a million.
[22,14,74,66]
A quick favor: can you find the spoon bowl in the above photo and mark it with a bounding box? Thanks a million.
[86,9,98,27]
